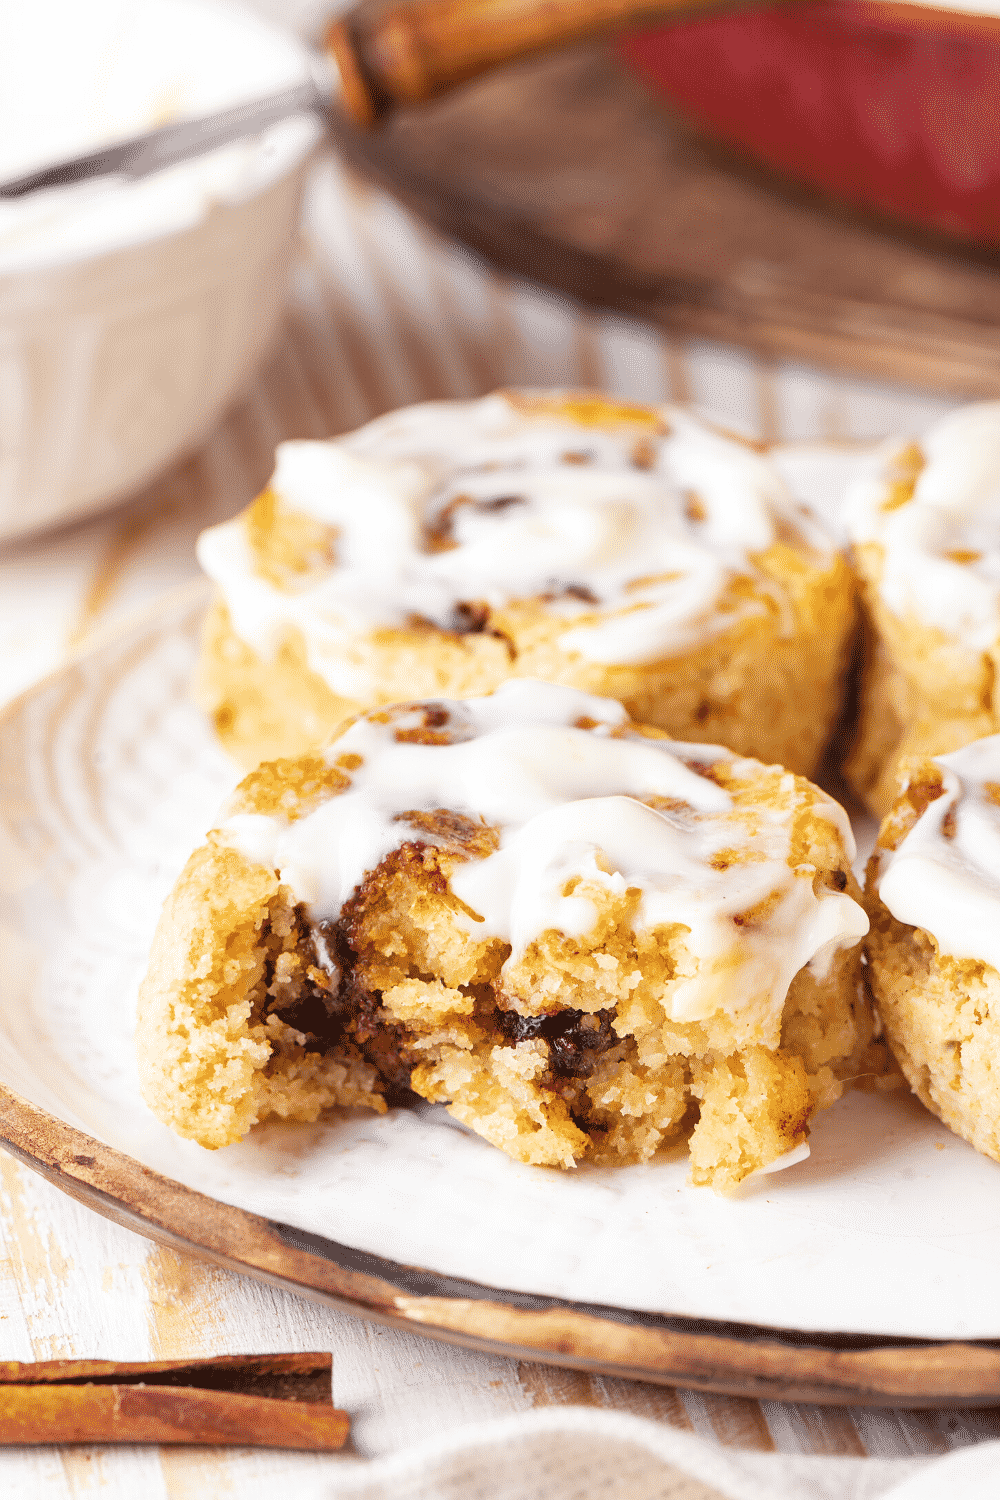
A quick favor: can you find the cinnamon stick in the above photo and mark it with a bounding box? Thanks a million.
[0,1354,349,1449]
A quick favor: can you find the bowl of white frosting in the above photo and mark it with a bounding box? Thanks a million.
[0,0,323,540]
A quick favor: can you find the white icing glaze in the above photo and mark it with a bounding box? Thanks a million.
[220,680,867,1026]
[846,403,1000,650]
[875,734,1000,972]
[196,394,836,692]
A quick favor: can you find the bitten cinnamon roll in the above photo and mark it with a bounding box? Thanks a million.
[138,681,885,1192]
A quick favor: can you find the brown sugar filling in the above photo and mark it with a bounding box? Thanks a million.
[494,1006,620,1077]
[253,903,418,1102]
[282,913,619,1091]
[254,833,625,1111]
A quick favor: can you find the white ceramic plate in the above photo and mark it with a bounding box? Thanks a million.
[3,580,1000,1399]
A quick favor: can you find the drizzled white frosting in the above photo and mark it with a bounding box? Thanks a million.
[197,395,835,696]
[221,680,866,1026]
[875,735,1000,972]
[846,403,1000,650]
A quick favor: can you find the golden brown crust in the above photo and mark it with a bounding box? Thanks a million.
[845,540,999,818]
[245,489,338,591]
[863,755,1000,1161]
[880,441,925,513]
[864,880,1000,1164]
[873,757,946,853]
[195,599,359,768]
[225,756,352,819]
[198,544,855,778]
[501,389,668,432]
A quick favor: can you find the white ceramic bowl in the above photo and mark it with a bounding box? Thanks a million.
[0,0,322,541]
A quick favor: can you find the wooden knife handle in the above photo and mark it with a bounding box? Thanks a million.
[326,0,721,127]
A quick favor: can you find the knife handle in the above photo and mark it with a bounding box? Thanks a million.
[326,0,714,127]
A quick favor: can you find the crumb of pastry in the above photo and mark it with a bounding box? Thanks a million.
[136,842,385,1150]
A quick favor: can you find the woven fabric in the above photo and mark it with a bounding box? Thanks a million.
[320,1408,945,1500]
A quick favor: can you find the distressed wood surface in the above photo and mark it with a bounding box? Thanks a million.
[1,145,997,1491]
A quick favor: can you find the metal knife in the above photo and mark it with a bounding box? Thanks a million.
[0,60,334,200]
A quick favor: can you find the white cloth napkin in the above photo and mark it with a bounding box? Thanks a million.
[317,1408,998,1500]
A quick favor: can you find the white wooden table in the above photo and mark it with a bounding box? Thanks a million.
[2,146,996,1495]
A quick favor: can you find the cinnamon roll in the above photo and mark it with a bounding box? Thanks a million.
[138,680,884,1191]
[195,390,854,778]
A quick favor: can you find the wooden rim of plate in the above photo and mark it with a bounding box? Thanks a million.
[3,583,1000,1408]
[2,1078,1000,1407]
